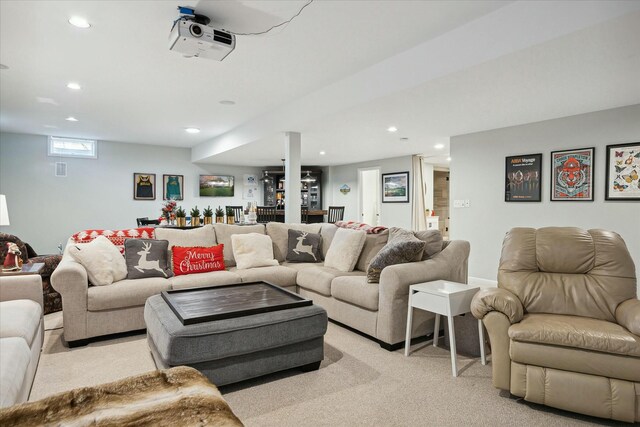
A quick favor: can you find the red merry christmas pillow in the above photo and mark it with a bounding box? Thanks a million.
[172,245,225,276]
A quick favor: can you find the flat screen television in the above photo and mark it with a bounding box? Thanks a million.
[199,175,234,197]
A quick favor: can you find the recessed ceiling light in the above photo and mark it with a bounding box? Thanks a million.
[319,151,326,155]
[68,16,91,28]
[435,144,445,149]
[0,64,8,70]
[65,116,78,122]
[387,126,398,133]
[185,127,200,134]
[447,157,452,162]
[66,82,81,90]
[400,137,409,142]
[219,100,235,105]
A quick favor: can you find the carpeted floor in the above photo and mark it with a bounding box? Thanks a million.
[32,313,618,426]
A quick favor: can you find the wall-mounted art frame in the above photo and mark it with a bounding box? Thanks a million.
[382,171,409,203]
[605,142,640,201]
[550,147,594,201]
[133,173,156,200]
[505,153,542,202]
[163,174,184,200]
[199,175,234,197]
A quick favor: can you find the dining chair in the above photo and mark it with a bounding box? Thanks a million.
[136,217,148,226]
[256,206,277,224]
[225,206,243,223]
[137,217,160,226]
[327,206,345,223]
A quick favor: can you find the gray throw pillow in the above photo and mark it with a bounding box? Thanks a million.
[367,230,426,283]
[286,229,322,263]
[414,230,444,259]
[124,239,174,279]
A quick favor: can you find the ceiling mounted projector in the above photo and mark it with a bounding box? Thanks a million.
[169,18,235,61]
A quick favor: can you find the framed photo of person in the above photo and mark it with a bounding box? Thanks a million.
[163,174,184,200]
[505,153,542,202]
[604,142,640,201]
[382,171,409,203]
[133,173,156,200]
[550,148,594,201]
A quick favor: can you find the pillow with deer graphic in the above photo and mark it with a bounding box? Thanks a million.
[124,239,174,280]
[286,229,322,263]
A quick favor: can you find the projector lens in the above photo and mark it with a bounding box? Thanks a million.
[190,24,203,37]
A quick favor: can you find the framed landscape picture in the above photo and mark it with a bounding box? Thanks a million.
[605,142,640,201]
[382,171,409,203]
[199,175,234,197]
[505,153,542,202]
[163,174,184,200]
[133,173,156,200]
[550,147,594,201]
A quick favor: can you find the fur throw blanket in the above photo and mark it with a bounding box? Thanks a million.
[0,366,243,426]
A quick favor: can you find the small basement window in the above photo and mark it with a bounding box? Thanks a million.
[48,136,97,159]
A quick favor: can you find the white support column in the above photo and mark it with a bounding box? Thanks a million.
[284,132,301,223]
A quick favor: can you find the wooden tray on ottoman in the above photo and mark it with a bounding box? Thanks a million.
[161,281,312,325]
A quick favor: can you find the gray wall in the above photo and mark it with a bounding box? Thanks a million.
[0,132,263,253]
[450,104,640,293]
[325,155,413,229]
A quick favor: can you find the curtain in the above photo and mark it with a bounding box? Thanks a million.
[411,155,427,231]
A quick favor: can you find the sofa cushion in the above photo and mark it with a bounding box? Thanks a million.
[213,224,265,267]
[0,337,30,408]
[286,229,322,263]
[367,230,426,283]
[170,270,242,290]
[281,261,324,272]
[324,228,366,272]
[266,222,322,262]
[319,223,338,259]
[231,233,279,270]
[87,277,171,311]
[0,300,41,347]
[331,276,379,311]
[171,245,225,276]
[508,313,640,357]
[154,224,216,248]
[414,230,444,259]
[296,266,365,296]
[124,239,173,280]
[229,266,298,288]
[355,230,389,272]
[68,235,128,286]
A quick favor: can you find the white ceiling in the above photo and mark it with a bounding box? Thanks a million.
[1,1,639,167]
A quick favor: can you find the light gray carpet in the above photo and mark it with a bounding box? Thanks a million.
[32,312,615,426]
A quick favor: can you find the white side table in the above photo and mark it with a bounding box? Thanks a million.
[404,280,486,377]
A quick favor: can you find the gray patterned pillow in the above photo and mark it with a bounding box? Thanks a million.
[367,230,426,283]
[414,230,443,259]
[286,229,322,263]
[124,239,174,279]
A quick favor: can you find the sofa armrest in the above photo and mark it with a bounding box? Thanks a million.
[50,257,89,311]
[471,287,523,324]
[0,275,44,309]
[616,299,640,336]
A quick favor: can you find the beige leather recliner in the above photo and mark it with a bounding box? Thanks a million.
[471,227,640,423]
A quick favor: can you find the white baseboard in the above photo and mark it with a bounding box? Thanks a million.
[468,276,498,288]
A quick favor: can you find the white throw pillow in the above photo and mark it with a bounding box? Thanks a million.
[68,235,127,286]
[324,228,366,272]
[231,233,279,270]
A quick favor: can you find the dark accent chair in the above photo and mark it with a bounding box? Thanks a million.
[0,233,63,314]
[327,206,345,223]
[225,206,243,223]
[256,206,277,224]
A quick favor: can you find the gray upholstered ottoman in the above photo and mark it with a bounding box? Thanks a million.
[144,294,327,386]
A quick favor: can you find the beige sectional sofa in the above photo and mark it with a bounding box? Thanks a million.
[0,275,44,408]
[52,222,470,349]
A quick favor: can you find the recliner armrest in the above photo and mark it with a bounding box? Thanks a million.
[471,287,523,324]
[615,299,640,336]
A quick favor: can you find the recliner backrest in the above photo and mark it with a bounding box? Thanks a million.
[498,227,636,321]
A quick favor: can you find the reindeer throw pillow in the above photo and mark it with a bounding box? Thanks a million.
[124,239,173,280]
[286,229,322,263]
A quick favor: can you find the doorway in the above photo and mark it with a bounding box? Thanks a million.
[358,167,380,225]
[433,169,450,239]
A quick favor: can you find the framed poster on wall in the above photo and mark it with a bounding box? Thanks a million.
[133,173,156,200]
[550,147,594,201]
[604,142,640,201]
[199,175,234,197]
[505,153,542,202]
[163,174,184,200]
[382,171,409,203]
